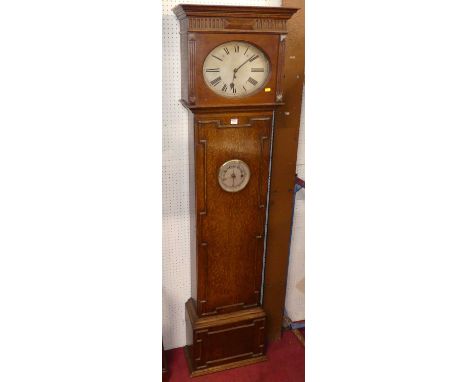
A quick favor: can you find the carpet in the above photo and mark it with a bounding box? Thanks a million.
[165,330,305,382]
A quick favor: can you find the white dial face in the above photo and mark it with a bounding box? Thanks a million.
[218,159,251,193]
[203,41,270,98]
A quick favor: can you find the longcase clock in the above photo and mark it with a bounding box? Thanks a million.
[172,4,298,376]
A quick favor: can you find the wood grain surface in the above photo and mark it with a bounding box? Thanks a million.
[193,111,273,316]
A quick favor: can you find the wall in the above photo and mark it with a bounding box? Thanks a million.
[162,0,303,350]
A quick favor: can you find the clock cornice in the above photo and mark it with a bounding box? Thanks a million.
[173,4,298,34]
[172,4,298,20]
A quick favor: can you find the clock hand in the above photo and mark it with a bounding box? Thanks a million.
[234,55,258,75]
[234,56,252,73]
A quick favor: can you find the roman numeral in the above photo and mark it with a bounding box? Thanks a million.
[248,54,259,62]
[251,68,264,72]
[244,47,249,55]
[247,77,258,86]
[232,86,236,94]
[210,76,221,86]
[224,47,230,55]
[222,84,228,92]
[206,68,220,72]
[211,54,223,61]
[229,83,236,93]
[234,45,239,53]
[243,86,247,92]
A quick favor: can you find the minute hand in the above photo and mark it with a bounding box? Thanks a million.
[234,55,258,73]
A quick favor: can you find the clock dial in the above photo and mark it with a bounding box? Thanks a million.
[203,41,270,98]
[218,159,251,192]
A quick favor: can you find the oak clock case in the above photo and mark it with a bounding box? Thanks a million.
[173,4,298,377]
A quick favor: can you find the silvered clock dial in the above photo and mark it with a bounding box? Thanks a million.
[203,41,270,98]
[218,159,251,192]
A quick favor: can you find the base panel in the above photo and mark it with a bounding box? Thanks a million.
[184,298,267,377]
[184,345,267,377]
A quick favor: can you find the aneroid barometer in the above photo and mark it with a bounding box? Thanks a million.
[173,4,297,376]
[218,159,250,192]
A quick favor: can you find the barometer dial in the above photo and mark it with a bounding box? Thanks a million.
[218,159,251,192]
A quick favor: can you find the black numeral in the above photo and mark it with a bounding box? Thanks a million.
[229,83,237,94]
[244,47,249,55]
[248,54,259,62]
[247,77,258,86]
[211,54,223,61]
[210,76,222,86]
[206,68,220,72]
[251,68,264,72]
[224,47,230,55]
[222,84,228,92]
[243,85,247,92]
[234,45,239,53]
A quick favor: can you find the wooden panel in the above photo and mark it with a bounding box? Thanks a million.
[263,0,305,341]
[184,298,266,375]
[193,111,273,316]
[204,321,256,366]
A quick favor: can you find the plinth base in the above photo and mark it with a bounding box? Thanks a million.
[184,345,267,377]
[184,298,267,377]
